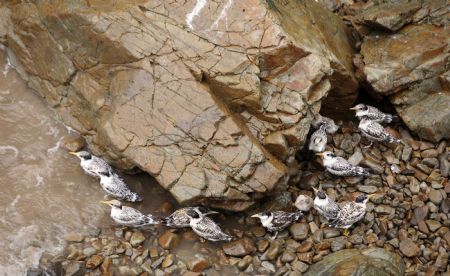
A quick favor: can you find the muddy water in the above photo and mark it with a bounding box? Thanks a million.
[0,48,178,275]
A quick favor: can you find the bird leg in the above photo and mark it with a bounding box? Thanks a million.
[343,228,350,236]
[270,231,278,241]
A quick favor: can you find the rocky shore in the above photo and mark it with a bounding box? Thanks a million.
[33,123,449,275]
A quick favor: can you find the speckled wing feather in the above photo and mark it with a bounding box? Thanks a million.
[361,120,398,143]
[90,156,113,174]
[330,203,365,228]
[191,217,232,242]
[327,157,369,176]
[102,174,142,202]
[164,208,191,228]
[271,211,302,231]
[366,106,393,123]
[316,200,340,220]
[113,206,154,226]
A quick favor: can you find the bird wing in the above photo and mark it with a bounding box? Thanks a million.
[114,206,147,224]
[330,157,353,171]
[272,211,301,229]
[331,203,364,228]
[367,106,386,122]
[192,217,230,241]
[91,156,112,173]
[362,120,394,141]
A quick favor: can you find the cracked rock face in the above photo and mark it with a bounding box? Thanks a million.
[0,0,357,209]
[354,0,450,142]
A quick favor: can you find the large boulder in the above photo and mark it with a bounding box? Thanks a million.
[355,0,450,142]
[305,248,405,276]
[0,0,357,209]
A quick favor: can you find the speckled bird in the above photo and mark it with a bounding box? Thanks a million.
[188,212,233,242]
[163,206,219,228]
[350,104,396,124]
[100,200,161,227]
[311,114,339,134]
[316,151,370,177]
[329,194,373,235]
[69,151,112,178]
[309,124,327,153]
[312,187,340,221]
[358,118,402,146]
[252,211,303,236]
[97,171,142,202]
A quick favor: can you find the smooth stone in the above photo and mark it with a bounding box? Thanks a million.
[429,189,443,204]
[289,223,309,241]
[324,229,340,239]
[399,239,420,257]
[425,220,442,232]
[158,231,180,250]
[86,255,103,269]
[260,261,276,273]
[64,233,84,243]
[82,247,97,258]
[295,194,313,212]
[257,240,270,253]
[292,260,309,273]
[222,238,256,257]
[357,185,378,194]
[162,254,175,268]
[130,231,145,247]
[266,241,282,261]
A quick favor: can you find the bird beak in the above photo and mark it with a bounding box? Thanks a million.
[312,187,319,193]
[68,152,78,156]
[315,152,325,157]
[349,106,357,110]
[251,214,260,218]
[100,200,112,205]
[207,211,220,215]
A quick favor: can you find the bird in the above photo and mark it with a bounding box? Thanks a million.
[100,199,161,227]
[163,206,219,228]
[69,151,112,178]
[329,194,373,236]
[358,118,402,147]
[252,210,303,238]
[308,124,327,153]
[312,187,340,221]
[316,151,370,177]
[97,170,143,202]
[350,104,396,124]
[311,114,339,134]
[188,211,233,242]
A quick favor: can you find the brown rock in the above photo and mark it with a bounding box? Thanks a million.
[62,136,85,152]
[361,24,450,142]
[399,239,420,257]
[297,252,314,264]
[222,238,256,257]
[289,223,309,241]
[188,257,210,272]
[297,241,314,253]
[64,233,84,243]
[158,231,180,250]
[86,255,103,269]
[1,0,358,207]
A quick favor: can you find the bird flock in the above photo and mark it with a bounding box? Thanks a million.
[69,104,401,242]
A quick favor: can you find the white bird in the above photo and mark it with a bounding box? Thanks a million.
[311,114,339,134]
[309,124,327,153]
[316,151,370,177]
[69,151,112,178]
[252,211,303,237]
[358,118,402,146]
[163,207,219,228]
[100,200,161,227]
[188,212,233,242]
[312,187,340,220]
[97,171,142,202]
[350,104,396,123]
[329,194,374,236]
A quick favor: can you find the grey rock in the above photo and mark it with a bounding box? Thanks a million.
[429,189,443,204]
[357,185,378,194]
[289,223,309,241]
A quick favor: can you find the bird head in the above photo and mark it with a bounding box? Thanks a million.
[251,211,273,223]
[355,194,375,204]
[313,187,327,200]
[315,151,336,161]
[100,199,122,209]
[349,104,367,111]
[69,151,92,160]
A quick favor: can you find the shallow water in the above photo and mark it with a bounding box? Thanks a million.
[0,48,178,275]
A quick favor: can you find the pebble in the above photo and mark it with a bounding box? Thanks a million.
[64,233,84,243]
[86,255,103,269]
[82,247,97,257]
[281,251,296,263]
[402,146,412,161]
[158,231,180,249]
[130,231,145,247]
[425,220,441,232]
[289,223,309,241]
[421,149,438,158]
[441,199,450,213]
[348,150,364,165]
[266,241,282,260]
[257,240,269,253]
[260,261,276,273]
[429,189,443,204]
[141,260,153,274]
[357,185,378,194]
[294,195,313,211]
[162,254,175,268]
[222,238,256,257]
[331,237,346,251]
[323,228,340,239]
[297,241,313,253]
[399,239,420,257]
[291,260,309,273]
[374,205,394,215]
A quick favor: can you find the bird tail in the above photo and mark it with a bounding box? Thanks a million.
[145,215,164,225]
[125,192,143,202]
[223,233,234,242]
[354,166,370,177]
